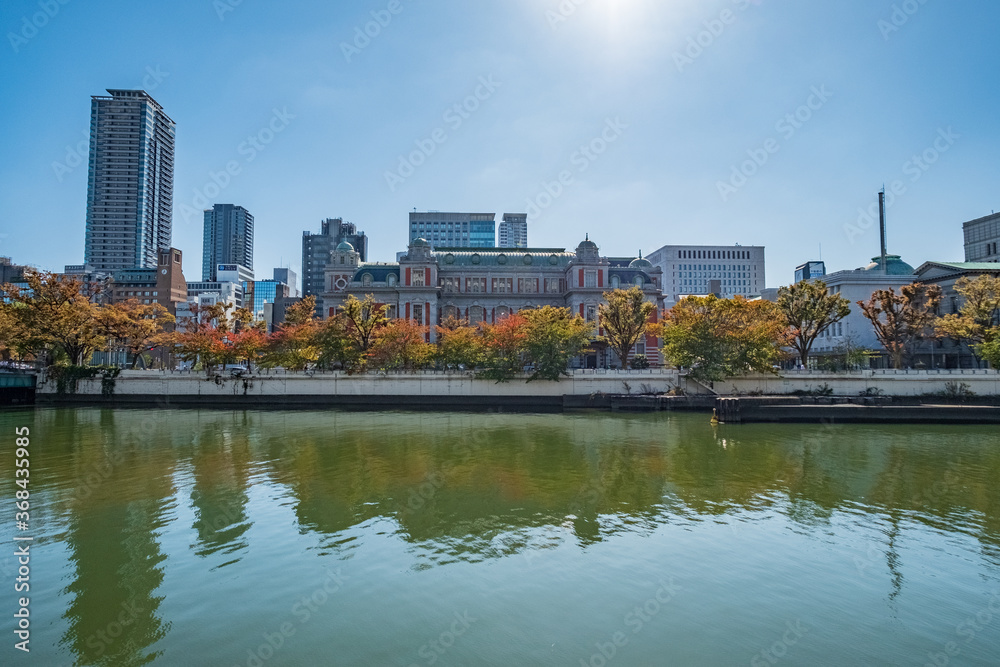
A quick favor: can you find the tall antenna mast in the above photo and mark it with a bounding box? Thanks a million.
[878,187,888,274]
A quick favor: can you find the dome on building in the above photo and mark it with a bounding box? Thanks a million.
[577,235,598,250]
[411,237,430,247]
[863,254,915,276]
[336,241,355,252]
[629,253,653,269]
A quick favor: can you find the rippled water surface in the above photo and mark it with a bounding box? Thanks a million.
[1,408,999,666]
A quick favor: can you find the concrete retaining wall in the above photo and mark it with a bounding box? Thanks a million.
[35,368,684,408]
[715,370,1000,397]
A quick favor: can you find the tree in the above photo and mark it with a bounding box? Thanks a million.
[339,294,388,355]
[656,295,789,382]
[261,296,320,370]
[0,302,29,361]
[478,313,529,382]
[369,319,434,371]
[2,270,106,365]
[777,279,851,367]
[520,306,594,381]
[98,299,175,368]
[434,318,484,370]
[313,314,362,371]
[599,286,655,369]
[858,283,942,369]
[935,275,1000,366]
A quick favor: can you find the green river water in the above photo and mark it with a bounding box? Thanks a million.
[0,408,998,666]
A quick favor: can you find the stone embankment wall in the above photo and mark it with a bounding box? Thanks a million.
[35,369,685,408]
[716,370,1000,397]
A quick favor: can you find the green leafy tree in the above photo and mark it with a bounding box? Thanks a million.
[777,279,851,368]
[599,286,655,369]
[339,294,389,355]
[656,295,789,382]
[858,283,942,369]
[935,275,1000,366]
[520,306,594,381]
[314,314,363,371]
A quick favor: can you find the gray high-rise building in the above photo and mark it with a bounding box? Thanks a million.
[963,211,1000,263]
[84,89,175,272]
[273,267,298,297]
[408,212,495,248]
[499,213,528,248]
[203,204,254,281]
[302,218,368,301]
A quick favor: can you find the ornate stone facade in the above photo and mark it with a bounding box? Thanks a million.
[321,237,665,368]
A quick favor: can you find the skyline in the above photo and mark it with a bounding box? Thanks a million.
[2,0,999,287]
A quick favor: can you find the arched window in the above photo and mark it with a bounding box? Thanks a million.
[634,275,644,287]
[387,274,397,287]
[496,305,511,319]
[361,273,373,287]
[610,275,620,289]
[469,306,485,325]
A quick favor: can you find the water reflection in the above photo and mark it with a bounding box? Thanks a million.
[5,408,1000,664]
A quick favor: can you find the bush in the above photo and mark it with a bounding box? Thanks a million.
[630,355,650,369]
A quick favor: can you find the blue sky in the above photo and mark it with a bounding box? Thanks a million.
[1,0,997,289]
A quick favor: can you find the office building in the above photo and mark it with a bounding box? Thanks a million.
[646,244,765,308]
[246,280,291,319]
[0,257,28,284]
[915,261,1000,368]
[272,268,298,297]
[795,261,826,283]
[302,218,368,301]
[498,213,528,248]
[108,247,187,315]
[963,212,1000,263]
[203,204,254,281]
[84,89,175,272]
[408,212,495,248]
[321,236,664,368]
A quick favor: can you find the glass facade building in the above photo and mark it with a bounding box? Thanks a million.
[85,89,175,272]
[203,204,254,281]
[408,212,496,249]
